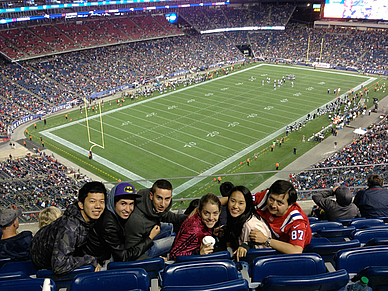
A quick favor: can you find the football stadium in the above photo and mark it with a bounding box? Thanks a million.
[0,0,388,289]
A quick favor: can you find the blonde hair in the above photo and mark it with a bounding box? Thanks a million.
[39,206,62,228]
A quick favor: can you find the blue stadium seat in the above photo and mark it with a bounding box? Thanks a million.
[351,228,388,244]
[353,266,388,291]
[316,226,356,242]
[260,269,349,291]
[239,248,279,265]
[337,217,365,227]
[350,218,385,229]
[108,256,165,288]
[335,246,388,275]
[365,238,388,247]
[161,278,249,291]
[0,271,28,281]
[162,259,238,288]
[36,264,94,290]
[70,268,149,291]
[0,278,56,291]
[251,253,326,283]
[304,238,361,262]
[0,258,12,269]
[308,217,319,223]
[174,251,231,263]
[0,260,37,276]
[374,216,388,223]
[310,221,343,232]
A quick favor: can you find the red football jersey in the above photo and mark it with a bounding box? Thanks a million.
[253,190,311,248]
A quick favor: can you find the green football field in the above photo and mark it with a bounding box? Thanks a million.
[36,63,378,204]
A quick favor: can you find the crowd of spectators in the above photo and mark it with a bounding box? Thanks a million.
[291,117,388,197]
[0,152,89,223]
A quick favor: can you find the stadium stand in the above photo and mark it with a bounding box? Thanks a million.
[0,3,388,290]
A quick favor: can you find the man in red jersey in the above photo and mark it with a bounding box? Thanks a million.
[249,180,311,254]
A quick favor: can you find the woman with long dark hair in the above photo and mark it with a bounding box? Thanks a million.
[225,186,271,261]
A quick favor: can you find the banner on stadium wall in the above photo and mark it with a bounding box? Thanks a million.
[89,84,133,100]
[312,62,331,69]
[365,69,388,76]
[171,70,189,77]
[12,114,42,130]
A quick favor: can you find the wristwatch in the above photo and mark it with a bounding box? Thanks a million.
[264,237,271,247]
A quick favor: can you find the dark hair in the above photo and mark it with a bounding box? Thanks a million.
[367,174,384,188]
[220,182,234,197]
[184,199,200,215]
[78,181,107,203]
[198,193,221,212]
[268,180,297,205]
[151,179,172,194]
[226,186,256,247]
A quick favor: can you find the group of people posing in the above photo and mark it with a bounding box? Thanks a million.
[6,178,309,275]
[2,174,386,275]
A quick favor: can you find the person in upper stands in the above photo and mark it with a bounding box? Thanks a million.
[30,181,106,275]
[124,179,187,260]
[312,184,361,221]
[38,206,62,228]
[169,193,220,260]
[354,174,388,218]
[249,180,312,254]
[83,182,160,263]
[224,186,272,262]
[0,208,33,260]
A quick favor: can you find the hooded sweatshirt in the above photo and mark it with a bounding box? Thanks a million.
[83,185,153,262]
[312,187,361,221]
[124,188,187,255]
[30,203,97,275]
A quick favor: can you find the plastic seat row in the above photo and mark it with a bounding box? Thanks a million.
[1,247,388,290]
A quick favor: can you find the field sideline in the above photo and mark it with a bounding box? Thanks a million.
[37,63,377,198]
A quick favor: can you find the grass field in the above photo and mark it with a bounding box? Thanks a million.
[29,63,384,207]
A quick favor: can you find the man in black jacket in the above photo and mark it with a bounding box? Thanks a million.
[0,208,32,260]
[30,181,106,275]
[83,182,160,263]
[124,179,187,259]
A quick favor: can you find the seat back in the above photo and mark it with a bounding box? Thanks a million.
[0,278,56,291]
[0,271,28,281]
[304,239,361,261]
[352,228,388,244]
[161,278,249,291]
[310,221,343,233]
[260,269,349,291]
[70,268,149,291]
[337,217,365,227]
[36,264,94,290]
[108,257,165,280]
[0,258,12,269]
[350,218,385,229]
[251,253,326,282]
[335,246,388,274]
[0,260,37,276]
[240,248,279,264]
[316,226,355,240]
[175,251,230,263]
[365,238,388,247]
[162,259,238,287]
[354,266,388,291]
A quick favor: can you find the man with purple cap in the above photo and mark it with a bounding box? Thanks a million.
[0,208,32,260]
[83,182,160,263]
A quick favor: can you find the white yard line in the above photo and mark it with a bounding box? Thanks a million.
[40,64,376,194]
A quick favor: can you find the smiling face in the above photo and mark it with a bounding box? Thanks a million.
[267,192,291,217]
[199,202,220,229]
[115,198,135,220]
[149,187,172,213]
[78,192,105,223]
[228,190,247,218]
